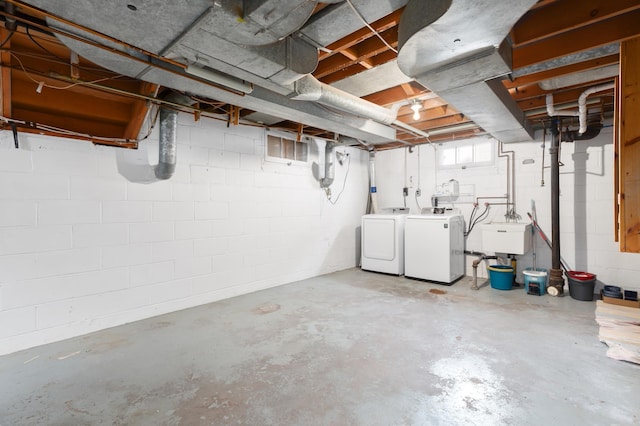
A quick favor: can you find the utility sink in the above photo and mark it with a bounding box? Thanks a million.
[481,222,532,255]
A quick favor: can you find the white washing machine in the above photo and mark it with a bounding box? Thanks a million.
[361,208,409,275]
[404,208,465,284]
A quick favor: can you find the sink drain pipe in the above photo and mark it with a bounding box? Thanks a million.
[467,251,498,290]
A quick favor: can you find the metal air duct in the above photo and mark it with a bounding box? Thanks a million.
[155,92,197,180]
[21,0,407,144]
[397,0,538,143]
[292,75,399,125]
[155,106,179,180]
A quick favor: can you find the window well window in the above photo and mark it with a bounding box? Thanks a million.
[266,132,308,163]
[437,137,495,169]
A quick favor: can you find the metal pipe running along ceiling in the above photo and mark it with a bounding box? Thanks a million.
[14,0,539,145]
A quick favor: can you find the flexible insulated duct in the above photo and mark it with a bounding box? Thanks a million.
[293,75,398,125]
[155,92,196,180]
[155,107,179,180]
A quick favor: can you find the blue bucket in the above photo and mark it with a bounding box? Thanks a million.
[488,265,514,290]
[523,268,548,296]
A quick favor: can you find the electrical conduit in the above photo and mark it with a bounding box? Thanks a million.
[369,150,378,214]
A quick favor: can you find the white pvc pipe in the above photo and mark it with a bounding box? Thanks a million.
[369,151,378,214]
[578,82,615,134]
[545,93,579,117]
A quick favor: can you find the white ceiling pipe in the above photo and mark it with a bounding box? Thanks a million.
[545,93,579,117]
[293,75,399,125]
[578,82,615,134]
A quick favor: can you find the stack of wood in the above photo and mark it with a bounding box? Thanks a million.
[595,300,640,364]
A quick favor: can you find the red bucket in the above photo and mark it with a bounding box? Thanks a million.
[567,271,596,301]
[567,271,596,281]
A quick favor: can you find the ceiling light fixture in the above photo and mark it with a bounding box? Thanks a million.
[411,101,421,121]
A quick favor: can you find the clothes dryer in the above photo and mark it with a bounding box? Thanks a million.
[361,208,409,275]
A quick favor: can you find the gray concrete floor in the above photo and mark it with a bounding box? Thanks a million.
[1,268,638,425]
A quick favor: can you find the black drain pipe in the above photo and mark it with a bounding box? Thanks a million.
[548,119,564,295]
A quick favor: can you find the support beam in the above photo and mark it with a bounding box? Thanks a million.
[619,37,640,252]
[513,9,640,69]
[0,28,12,119]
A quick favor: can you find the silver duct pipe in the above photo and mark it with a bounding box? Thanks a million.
[293,75,399,125]
[312,138,337,188]
[155,92,196,180]
[155,107,179,180]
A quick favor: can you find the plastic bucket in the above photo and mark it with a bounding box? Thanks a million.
[523,268,547,296]
[567,270,596,301]
[488,265,514,290]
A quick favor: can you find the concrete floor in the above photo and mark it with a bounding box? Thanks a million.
[1,268,638,426]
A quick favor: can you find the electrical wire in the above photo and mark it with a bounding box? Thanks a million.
[326,153,351,205]
[9,51,125,91]
[26,26,65,61]
[344,0,398,54]
[2,48,140,79]
[0,30,14,48]
[0,106,159,146]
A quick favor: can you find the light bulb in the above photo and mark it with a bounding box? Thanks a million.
[410,102,421,120]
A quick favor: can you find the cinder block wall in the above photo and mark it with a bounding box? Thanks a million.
[375,127,640,291]
[0,114,368,355]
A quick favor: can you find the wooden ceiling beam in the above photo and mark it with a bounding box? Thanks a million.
[11,107,128,137]
[363,82,430,106]
[12,77,133,125]
[123,81,158,140]
[516,85,614,112]
[506,54,619,89]
[339,48,373,69]
[318,8,403,60]
[397,105,460,122]
[315,27,398,79]
[512,9,640,69]
[1,28,13,118]
[511,76,615,103]
[512,0,640,47]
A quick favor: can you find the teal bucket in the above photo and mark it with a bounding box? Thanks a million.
[488,265,514,290]
[523,268,548,296]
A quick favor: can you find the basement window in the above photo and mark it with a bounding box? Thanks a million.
[437,137,495,169]
[265,131,308,164]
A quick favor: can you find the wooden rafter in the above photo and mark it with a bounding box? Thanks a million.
[512,0,640,48]
[512,9,640,69]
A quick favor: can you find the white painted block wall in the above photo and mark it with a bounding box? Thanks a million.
[0,114,368,355]
[375,126,640,291]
